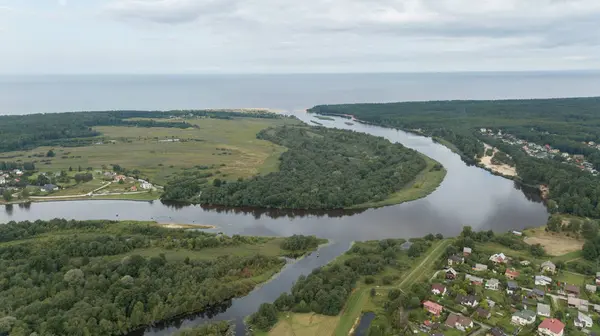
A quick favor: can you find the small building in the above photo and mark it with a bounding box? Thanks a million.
[574,312,593,328]
[530,288,545,300]
[423,300,443,316]
[13,169,23,176]
[506,281,519,294]
[541,261,556,274]
[520,260,531,266]
[114,175,127,182]
[41,184,59,192]
[565,284,581,297]
[463,247,472,256]
[586,284,597,293]
[141,182,153,190]
[505,268,520,280]
[445,313,473,331]
[0,176,5,185]
[537,303,551,317]
[489,253,507,264]
[130,186,138,192]
[473,263,488,272]
[485,278,500,291]
[512,231,523,236]
[448,254,465,266]
[511,310,536,326]
[568,297,589,312]
[487,327,507,336]
[431,284,447,296]
[446,268,457,280]
[538,318,565,336]
[535,275,552,286]
[476,307,491,319]
[466,274,484,286]
[456,294,479,308]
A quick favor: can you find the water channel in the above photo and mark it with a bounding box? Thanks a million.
[0,112,549,335]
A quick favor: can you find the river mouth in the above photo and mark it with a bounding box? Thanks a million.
[0,112,548,335]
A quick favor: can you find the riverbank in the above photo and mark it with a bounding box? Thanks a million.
[478,143,517,177]
[349,155,446,209]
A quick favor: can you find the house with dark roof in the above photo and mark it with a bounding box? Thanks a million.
[446,268,457,280]
[456,294,479,308]
[445,313,473,331]
[431,284,447,296]
[476,307,491,319]
[565,284,581,297]
[448,254,464,266]
[487,327,507,336]
[506,281,519,294]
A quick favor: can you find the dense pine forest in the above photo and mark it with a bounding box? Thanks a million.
[161,125,429,209]
[310,97,600,218]
[0,219,319,336]
[0,110,280,152]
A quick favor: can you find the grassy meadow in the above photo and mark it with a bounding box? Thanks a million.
[1,117,299,186]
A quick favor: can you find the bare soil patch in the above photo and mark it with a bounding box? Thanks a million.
[479,143,517,177]
[524,227,584,256]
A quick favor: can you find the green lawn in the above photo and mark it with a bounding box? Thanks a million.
[556,271,588,285]
[351,156,447,209]
[333,287,370,336]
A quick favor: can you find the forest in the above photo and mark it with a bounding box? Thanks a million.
[310,97,600,218]
[0,219,319,336]
[0,110,280,152]
[162,125,428,209]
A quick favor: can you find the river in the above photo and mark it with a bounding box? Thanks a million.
[0,111,548,335]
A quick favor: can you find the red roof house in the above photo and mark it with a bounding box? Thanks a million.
[538,318,565,336]
[423,300,443,316]
[431,284,447,296]
[505,269,520,280]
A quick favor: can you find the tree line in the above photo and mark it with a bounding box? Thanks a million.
[0,219,290,336]
[162,125,427,209]
[309,98,600,218]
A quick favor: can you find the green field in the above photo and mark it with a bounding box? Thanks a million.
[350,156,447,208]
[2,117,299,186]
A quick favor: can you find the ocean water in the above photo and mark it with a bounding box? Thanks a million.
[1,71,600,115]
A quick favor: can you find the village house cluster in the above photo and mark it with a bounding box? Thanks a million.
[417,244,600,336]
[479,128,598,176]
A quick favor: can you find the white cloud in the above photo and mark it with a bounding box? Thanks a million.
[58,0,68,7]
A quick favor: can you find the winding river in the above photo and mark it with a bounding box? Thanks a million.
[0,111,548,335]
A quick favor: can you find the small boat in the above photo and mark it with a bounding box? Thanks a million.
[345,122,354,126]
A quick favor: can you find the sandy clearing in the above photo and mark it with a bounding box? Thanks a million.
[524,228,584,256]
[479,143,517,177]
[158,223,216,229]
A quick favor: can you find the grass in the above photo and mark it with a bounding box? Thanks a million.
[333,287,370,336]
[267,313,340,336]
[523,226,585,256]
[4,117,300,186]
[350,156,447,209]
[50,179,107,196]
[91,192,159,201]
[556,271,588,285]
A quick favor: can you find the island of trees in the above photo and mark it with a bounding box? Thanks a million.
[162,125,440,209]
[0,219,322,336]
[309,97,600,218]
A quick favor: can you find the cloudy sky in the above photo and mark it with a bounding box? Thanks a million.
[2,0,600,74]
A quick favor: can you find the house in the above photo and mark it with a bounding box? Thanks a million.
[595,304,600,313]
[505,269,520,280]
[511,310,536,325]
[512,230,523,236]
[141,182,153,190]
[535,275,552,286]
[487,327,507,336]
[537,303,551,317]
[565,284,581,297]
[423,300,443,316]
[13,169,23,176]
[541,261,556,274]
[448,254,465,266]
[463,247,472,256]
[40,184,58,192]
[538,318,565,336]
[0,176,5,185]
[490,253,507,263]
[486,299,496,308]
[114,175,127,182]
[446,268,457,280]
[568,297,589,312]
[130,186,138,192]
[476,307,491,319]
[456,294,479,308]
[466,274,484,286]
[445,313,473,331]
[586,284,597,293]
[485,278,500,291]
[506,281,519,294]
[473,263,488,272]
[431,284,447,296]
[530,288,545,300]
[520,260,531,266]
[574,312,593,328]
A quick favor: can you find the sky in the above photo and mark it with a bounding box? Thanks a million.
[1,0,600,74]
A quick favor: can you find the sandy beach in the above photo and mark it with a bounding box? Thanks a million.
[479,143,517,177]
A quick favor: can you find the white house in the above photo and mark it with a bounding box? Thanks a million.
[13,169,23,176]
[141,182,153,190]
[537,303,551,317]
[511,310,536,326]
[485,278,500,291]
[490,253,507,263]
[0,176,5,185]
[535,275,553,286]
[473,263,488,272]
[574,312,593,328]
